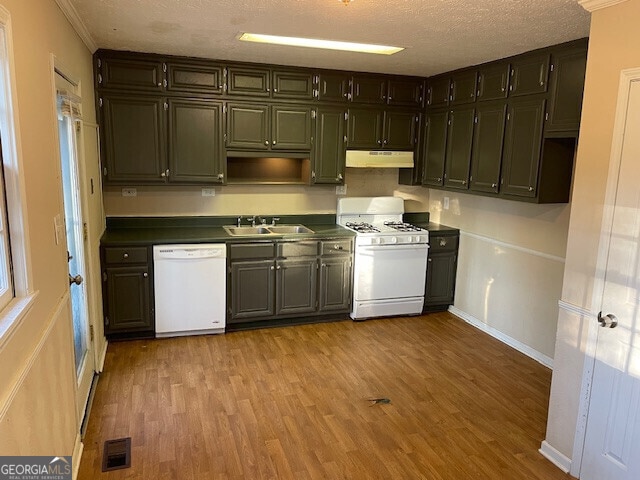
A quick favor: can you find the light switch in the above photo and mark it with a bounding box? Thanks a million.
[122,188,137,197]
[336,185,347,195]
[201,188,215,197]
[443,196,450,210]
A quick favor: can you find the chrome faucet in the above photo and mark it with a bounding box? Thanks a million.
[271,217,280,226]
[247,215,256,226]
[236,216,242,227]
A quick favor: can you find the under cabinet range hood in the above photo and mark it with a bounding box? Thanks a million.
[345,150,414,168]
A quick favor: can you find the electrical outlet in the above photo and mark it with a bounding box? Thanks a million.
[121,188,137,197]
[336,184,347,195]
[201,188,215,197]
[443,196,450,210]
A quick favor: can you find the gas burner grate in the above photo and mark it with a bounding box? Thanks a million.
[345,222,380,233]
[383,221,424,232]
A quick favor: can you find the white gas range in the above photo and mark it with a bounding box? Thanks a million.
[337,196,429,320]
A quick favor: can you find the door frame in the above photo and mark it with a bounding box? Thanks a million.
[570,66,640,477]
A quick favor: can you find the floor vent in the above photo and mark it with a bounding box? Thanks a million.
[102,437,131,472]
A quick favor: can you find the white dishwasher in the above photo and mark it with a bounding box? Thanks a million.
[153,244,226,337]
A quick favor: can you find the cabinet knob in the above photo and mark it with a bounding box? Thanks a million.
[539,81,544,86]
[274,88,278,92]
[270,265,275,270]
[272,140,276,145]
[143,272,148,278]
[377,140,382,145]
[337,173,343,181]
[528,186,534,192]
[491,183,497,188]
[123,253,129,259]
[428,258,432,263]
[462,180,467,185]
[436,177,442,183]
[334,244,343,250]
[264,140,269,146]
[276,265,281,270]
[217,173,224,180]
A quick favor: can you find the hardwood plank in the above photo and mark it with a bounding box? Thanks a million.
[78,312,571,479]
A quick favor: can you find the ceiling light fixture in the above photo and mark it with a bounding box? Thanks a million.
[339,0,353,5]
[238,33,404,55]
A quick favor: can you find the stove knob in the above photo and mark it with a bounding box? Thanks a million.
[390,237,397,244]
[378,237,384,245]
[407,236,413,243]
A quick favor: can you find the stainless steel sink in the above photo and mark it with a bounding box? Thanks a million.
[267,225,315,234]
[224,224,315,236]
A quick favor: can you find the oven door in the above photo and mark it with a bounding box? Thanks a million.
[353,244,429,301]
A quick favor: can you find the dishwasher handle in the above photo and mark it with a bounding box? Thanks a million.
[153,244,226,261]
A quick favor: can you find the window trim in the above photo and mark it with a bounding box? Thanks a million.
[0,5,37,347]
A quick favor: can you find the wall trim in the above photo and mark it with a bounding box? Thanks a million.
[97,339,108,373]
[579,0,629,12]
[72,433,83,480]
[0,292,70,420]
[558,300,593,318]
[460,231,566,264]
[449,306,554,368]
[54,0,97,53]
[539,441,571,473]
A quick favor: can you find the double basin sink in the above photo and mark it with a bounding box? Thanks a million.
[224,224,315,236]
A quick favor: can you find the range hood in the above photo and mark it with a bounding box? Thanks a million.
[345,150,414,168]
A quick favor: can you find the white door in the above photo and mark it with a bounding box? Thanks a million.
[581,77,640,479]
[56,77,95,423]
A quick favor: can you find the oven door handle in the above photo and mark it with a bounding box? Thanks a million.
[358,244,429,252]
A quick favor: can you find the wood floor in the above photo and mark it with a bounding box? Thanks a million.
[78,312,571,479]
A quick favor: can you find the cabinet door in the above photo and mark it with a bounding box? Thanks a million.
[226,103,269,150]
[167,99,225,183]
[317,72,350,102]
[546,47,587,134]
[469,102,507,194]
[477,63,510,101]
[421,110,448,187]
[383,111,418,150]
[426,77,451,107]
[271,105,312,150]
[226,66,271,97]
[424,252,457,306]
[319,257,352,312]
[501,98,546,197]
[101,94,166,184]
[351,75,387,104]
[105,266,152,333]
[272,70,314,100]
[276,258,318,315]
[313,107,346,184]
[444,107,475,190]
[166,62,224,95]
[347,108,383,148]
[387,78,424,107]
[509,53,550,97]
[450,71,477,105]
[98,56,164,92]
[230,260,275,321]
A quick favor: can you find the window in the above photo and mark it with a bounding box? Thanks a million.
[0,6,35,340]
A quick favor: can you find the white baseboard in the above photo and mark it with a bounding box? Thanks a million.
[539,440,571,473]
[96,339,108,373]
[448,306,554,369]
[72,432,83,480]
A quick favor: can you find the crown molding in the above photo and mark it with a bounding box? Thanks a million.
[579,0,629,12]
[54,0,97,53]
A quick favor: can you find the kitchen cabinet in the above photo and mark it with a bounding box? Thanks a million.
[102,246,154,338]
[319,240,352,312]
[477,63,510,101]
[97,56,165,92]
[272,70,314,100]
[316,72,350,102]
[421,109,448,187]
[500,98,546,198]
[276,257,318,315]
[509,53,550,97]
[351,74,387,104]
[450,71,477,105]
[424,231,459,312]
[230,259,276,320]
[443,106,475,190]
[226,103,312,151]
[469,102,507,194]
[226,66,271,97]
[100,93,166,184]
[347,108,418,150]
[166,61,224,95]
[312,106,347,184]
[426,77,451,107]
[387,78,424,107]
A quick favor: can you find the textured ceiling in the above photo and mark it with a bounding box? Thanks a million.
[69,0,591,77]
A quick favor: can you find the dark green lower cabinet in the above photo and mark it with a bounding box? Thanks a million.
[276,258,317,315]
[469,102,507,194]
[230,259,275,321]
[444,107,475,190]
[319,257,352,312]
[424,231,459,312]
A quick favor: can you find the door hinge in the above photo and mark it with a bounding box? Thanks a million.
[550,64,555,72]
[228,266,232,274]
[103,167,108,176]
[164,102,168,110]
[223,104,227,114]
[83,222,88,242]
[163,62,167,72]
[97,73,103,84]
[102,271,107,282]
[89,324,94,342]
[344,112,349,121]
[97,58,101,68]
[99,97,103,108]
[311,110,316,119]
[506,113,511,121]
[105,316,110,326]
[545,112,549,121]
[474,115,478,124]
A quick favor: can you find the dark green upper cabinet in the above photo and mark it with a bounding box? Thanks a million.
[545,47,587,135]
[226,103,269,150]
[166,62,224,95]
[477,63,510,101]
[509,53,550,97]
[383,110,419,150]
[271,105,312,150]
[226,66,271,97]
[100,94,166,184]
[450,71,477,105]
[313,107,346,184]
[426,77,451,107]
[387,78,424,107]
[347,108,384,148]
[167,99,225,183]
[422,110,448,187]
[469,102,507,194]
[351,75,387,104]
[443,107,475,190]
[500,98,546,198]
[316,72,350,102]
[272,70,314,100]
[98,56,165,92]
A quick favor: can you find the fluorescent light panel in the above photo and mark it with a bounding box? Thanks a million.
[238,33,404,55]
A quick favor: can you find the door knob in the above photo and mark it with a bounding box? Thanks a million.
[597,311,618,328]
[69,274,83,286]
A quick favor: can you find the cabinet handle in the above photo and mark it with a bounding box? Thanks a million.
[123,253,129,259]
